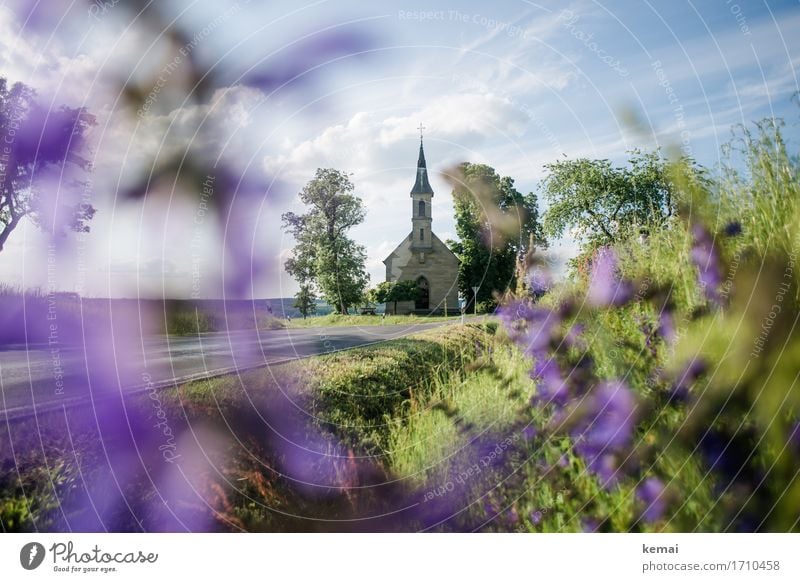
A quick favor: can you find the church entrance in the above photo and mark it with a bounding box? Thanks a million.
[415,276,429,310]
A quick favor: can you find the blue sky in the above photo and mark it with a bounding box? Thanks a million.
[0,0,798,298]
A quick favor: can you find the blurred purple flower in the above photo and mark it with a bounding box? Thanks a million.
[657,310,677,344]
[571,381,637,487]
[636,477,667,523]
[530,357,570,406]
[670,358,706,404]
[690,223,723,305]
[530,510,543,525]
[497,301,561,358]
[564,324,586,349]
[237,30,375,92]
[588,248,633,307]
[522,425,538,441]
[581,518,600,532]
[527,266,553,297]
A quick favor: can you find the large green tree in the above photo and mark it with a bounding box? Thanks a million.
[541,150,690,254]
[282,169,369,314]
[447,163,545,311]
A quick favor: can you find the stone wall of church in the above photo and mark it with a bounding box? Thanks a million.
[384,235,460,315]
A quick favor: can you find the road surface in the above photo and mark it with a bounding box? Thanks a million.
[0,319,467,421]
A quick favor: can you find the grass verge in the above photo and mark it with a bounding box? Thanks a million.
[0,322,494,532]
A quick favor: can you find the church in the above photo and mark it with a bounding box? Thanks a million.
[382,135,460,315]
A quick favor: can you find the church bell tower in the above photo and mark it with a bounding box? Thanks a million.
[410,125,433,250]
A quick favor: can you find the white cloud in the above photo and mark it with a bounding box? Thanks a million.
[264,91,529,183]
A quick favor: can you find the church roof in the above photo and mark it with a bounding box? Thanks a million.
[410,139,434,195]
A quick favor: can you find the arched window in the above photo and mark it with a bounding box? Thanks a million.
[418,200,425,217]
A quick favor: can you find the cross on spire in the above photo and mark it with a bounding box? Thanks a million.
[417,122,426,140]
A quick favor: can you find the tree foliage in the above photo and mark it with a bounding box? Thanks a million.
[282,169,369,314]
[0,78,97,252]
[447,163,545,310]
[293,285,317,319]
[371,280,420,314]
[541,150,692,254]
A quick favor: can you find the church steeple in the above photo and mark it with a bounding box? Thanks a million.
[410,127,433,250]
[411,138,434,195]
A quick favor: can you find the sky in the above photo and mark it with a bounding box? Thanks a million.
[0,0,798,299]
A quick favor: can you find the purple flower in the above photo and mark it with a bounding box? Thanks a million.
[690,223,723,305]
[530,510,543,525]
[522,425,538,442]
[530,357,570,406]
[588,248,633,307]
[564,324,586,349]
[527,267,553,297]
[571,381,637,487]
[495,300,531,342]
[670,358,706,403]
[657,310,677,344]
[637,477,667,523]
[581,518,600,532]
[521,308,560,356]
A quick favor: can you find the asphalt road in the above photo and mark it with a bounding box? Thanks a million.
[0,319,466,421]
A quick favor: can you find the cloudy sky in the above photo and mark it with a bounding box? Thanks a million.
[1,0,798,299]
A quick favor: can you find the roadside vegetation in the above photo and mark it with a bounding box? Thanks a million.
[389,113,800,532]
[3,111,799,533]
[0,323,493,532]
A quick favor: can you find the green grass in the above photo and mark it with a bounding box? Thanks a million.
[386,342,531,485]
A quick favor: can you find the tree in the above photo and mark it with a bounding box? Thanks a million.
[446,163,545,311]
[540,150,688,255]
[0,78,97,252]
[293,285,317,319]
[282,169,369,314]
[371,280,420,315]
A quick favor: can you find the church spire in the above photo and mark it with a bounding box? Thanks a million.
[411,133,434,195]
[410,127,433,250]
